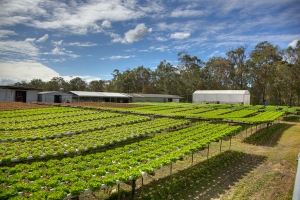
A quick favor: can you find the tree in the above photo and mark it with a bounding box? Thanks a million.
[44,77,70,91]
[132,66,152,93]
[203,57,234,89]
[226,45,250,89]
[280,40,300,105]
[88,80,106,92]
[177,52,205,102]
[153,61,180,94]
[69,77,87,91]
[249,41,282,104]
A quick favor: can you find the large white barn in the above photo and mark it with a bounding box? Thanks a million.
[193,90,250,105]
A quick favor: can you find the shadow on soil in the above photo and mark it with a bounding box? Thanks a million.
[242,123,293,147]
[282,114,300,122]
[120,151,267,200]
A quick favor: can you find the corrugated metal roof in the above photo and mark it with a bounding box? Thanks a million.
[70,91,182,98]
[193,90,250,95]
[127,93,183,98]
[0,85,42,91]
[70,91,103,97]
[100,92,129,97]
[38,91,72,95]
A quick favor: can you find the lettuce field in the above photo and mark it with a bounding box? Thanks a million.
[0,102,299,200]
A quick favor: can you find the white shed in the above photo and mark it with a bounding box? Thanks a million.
[38,91,73,103]
[0,85,40,102]
[193,90,250,105]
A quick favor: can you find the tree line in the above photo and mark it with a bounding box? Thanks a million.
[13,41,300,106]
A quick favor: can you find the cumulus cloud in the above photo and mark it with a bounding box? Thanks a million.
[37,34,49,42]
[170,32,191,39]
[288,39,299,48]
[124,23,152,43]
[101,20,111,28]
[0,61,59,85]
[0,30,17,38]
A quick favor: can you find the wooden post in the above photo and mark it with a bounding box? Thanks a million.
[207,143,210,164]
[170,162,173,182]
[131,179,136,200]
[191,153,194,166]
[118,183,121,200]
[229,135,232,150]
[220,139,222,153]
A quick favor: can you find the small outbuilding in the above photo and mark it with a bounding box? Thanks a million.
[0,85,41,102]
[193,90,250,105]
[38,91,73,103]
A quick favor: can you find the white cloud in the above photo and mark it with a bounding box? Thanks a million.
[47,46,80,59]
[100,55,135,60]
[149,45,169,52]
[102,20,111,28]
[170,32,191,39]
[124,23,152,43]
[0,61,59,85]
[111,23,152,44]
[156,37,168,41]
[2,1,145,35]
[170,9,207,18]
[0,40,39,57]
[0,30,17,38]
[288,39,299,48]
[37,34,49,42]
[209,50,220,57]
[68,42,97,47]
[52,40,63,46]
[25,38,36,43]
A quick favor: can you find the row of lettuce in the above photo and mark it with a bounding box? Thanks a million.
[0,118,190,164]
[90,106,285,124]
[0,123,241,199]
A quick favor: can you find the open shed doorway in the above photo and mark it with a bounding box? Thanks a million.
[54,95,62,103]
[16,91,26,102]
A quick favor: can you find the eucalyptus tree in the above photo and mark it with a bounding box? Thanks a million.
[44,77,70,91]
[177,52,205,102]
[27,79,45,89]
[280,40,300,105]
[203,57,234,90]
[132,66,152,93]
[226,45,250,89]
[153,60,180,94]
[69,77,87,91]
[88,80,106,92]
[111,69,135,93]
[249,41,282,105]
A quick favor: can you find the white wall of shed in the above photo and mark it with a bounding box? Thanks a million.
[26,91,38,102]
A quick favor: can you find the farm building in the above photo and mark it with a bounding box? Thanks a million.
[38,91,73,103]
[0,85,41,102]
[193,90,250,105]
[69,91,183,103]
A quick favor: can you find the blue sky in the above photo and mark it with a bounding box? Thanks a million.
[0,0,299,85]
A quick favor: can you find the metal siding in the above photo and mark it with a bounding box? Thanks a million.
[0,89,15,102]
[26,91,38,102]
